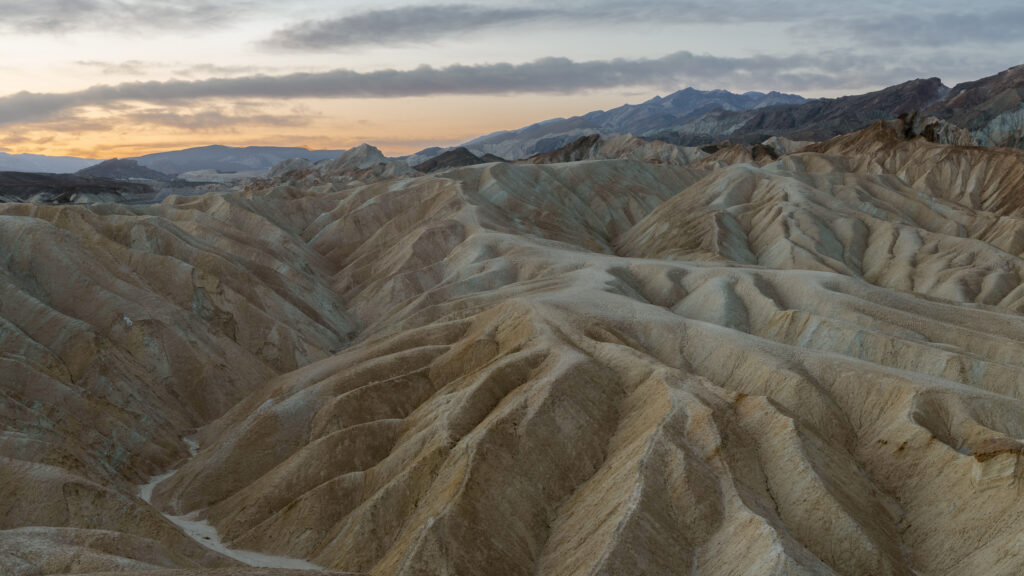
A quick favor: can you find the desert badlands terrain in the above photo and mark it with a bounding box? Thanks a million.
[4,105,1024,575]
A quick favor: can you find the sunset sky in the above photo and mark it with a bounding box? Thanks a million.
[1,0,1022,158]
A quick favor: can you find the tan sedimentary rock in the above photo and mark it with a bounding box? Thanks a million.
[4,126,1024,575]
[62,571,358,576]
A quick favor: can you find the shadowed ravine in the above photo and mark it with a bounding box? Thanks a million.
[3,122,1024,575]
[134,440,323,571]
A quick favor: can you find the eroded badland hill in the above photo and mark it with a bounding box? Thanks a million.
[4,106,1024,576]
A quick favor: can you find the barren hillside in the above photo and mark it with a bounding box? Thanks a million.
[3,121,1024,576]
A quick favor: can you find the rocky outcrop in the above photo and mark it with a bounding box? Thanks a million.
[266,158,315,179]
[413,147,504,173]
[925,64,1024,147]
[526,133,707,165]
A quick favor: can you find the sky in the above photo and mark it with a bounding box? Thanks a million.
[0,0,1022,158]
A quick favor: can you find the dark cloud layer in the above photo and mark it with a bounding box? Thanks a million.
[269,4,547,49]
[0,50,953,126]
[267,1,826,50]
[266,1,1024,51]
[0,0,247,32]
[842,6,1024,47]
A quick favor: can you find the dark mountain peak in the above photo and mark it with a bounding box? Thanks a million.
[77,158,174,182]
[348,142,383,154]
[645,76,953,146]
[828,77,947,109]
[944,65,1024,102]
[849,77,949,115]
[525,134,603,164]
[415,147,505,173]
[922,64,1024,145]
[463,86,805,159]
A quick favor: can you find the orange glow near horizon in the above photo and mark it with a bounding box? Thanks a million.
[0,92,658,159]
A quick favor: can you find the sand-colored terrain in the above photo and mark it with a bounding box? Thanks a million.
[4,123,1024,575]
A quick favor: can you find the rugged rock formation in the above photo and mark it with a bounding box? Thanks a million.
[650,78,950,145]
[926,64,1024,149]
[1,192,356,572]
[62,565,360,569]
[264,145,418,190]
[413,147,504,173]
[525,134,707,166]
[5,119,1024,575]
[0,171,158,204]
[266,158,316,180]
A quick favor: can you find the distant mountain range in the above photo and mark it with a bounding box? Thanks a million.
[131,145,345,175]
[0,171,156,204]
[0,152,101,174]
[0,145,346,177]
[458,66,1024,159]
[6,64,1024,180]
[647,77,950,146]
[462,89,808,159]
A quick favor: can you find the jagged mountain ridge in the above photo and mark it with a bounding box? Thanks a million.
[463,88,808,159]
[580,88,808,135]
[462,66,1024,160]
[925,64,1024,148]
[647,77,950,145]
[413,148,505,173]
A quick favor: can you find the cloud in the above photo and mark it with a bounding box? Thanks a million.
[0,100,317,157]
[76,60,285,79]
[265,1,1024,53]
[264,1,905,51]
[76,60,153,76]
[0,50,942,126]
[840,7,1024,47]
[265,1,833,50]
[0,0,99,32]
[171,64,276,78]
[0,0,249,33]
[121,107,312,131]
[268,4,546,49]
